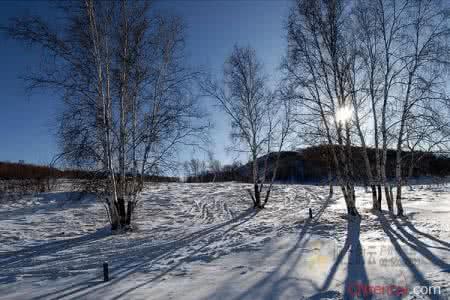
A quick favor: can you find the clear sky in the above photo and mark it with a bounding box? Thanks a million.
[0,0,291,166]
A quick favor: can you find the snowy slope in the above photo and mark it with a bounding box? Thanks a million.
[0,183,449,299]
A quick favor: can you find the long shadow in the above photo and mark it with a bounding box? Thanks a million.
[0,227,110,269]
[402,219,450,250]
[377,213,442,300]
[313,216,371,300]
[319,220,352,292]
[208,194,335,300]
[108,209,258,300]
[343,218,371,300]
[31,208,258,300]
[227,218,313,300]
[390,218,450,271]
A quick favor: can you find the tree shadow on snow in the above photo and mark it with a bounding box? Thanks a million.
[204,195,337,300]
[0,227,110,271]
[29,207,259,300]
[402,219,450,252]
[311,216,370,300]
[377,213,449,300]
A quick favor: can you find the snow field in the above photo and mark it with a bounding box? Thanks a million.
[0,182,449,299]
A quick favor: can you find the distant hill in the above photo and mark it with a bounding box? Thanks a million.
[187,145,450,183]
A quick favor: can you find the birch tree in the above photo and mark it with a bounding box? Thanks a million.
[391,0,450,216]
[350,0,449,215]
[4,0,209,231]
[371,0,411,213]
[352,0,385,211]
[346,36,380,210]
[202,46,292,209]
[285,0,360,216]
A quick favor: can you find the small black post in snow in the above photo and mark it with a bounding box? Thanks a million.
[309,207,313,219]
[103,262,109,282]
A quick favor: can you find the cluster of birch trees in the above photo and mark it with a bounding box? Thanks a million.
[284,0,450,216]
[4,0,209,230]
[201,0,450,216]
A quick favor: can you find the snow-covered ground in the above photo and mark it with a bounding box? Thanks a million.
[0,182,449,299]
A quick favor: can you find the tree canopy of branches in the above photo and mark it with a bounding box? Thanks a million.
[4,0,209,230]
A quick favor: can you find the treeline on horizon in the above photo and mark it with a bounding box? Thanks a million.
[184,161,247,183]
[185,145,450,184]
[3,143,450,184]
[0,161,179,182]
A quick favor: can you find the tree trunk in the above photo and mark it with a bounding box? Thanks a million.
[381,152,393,213]
[396,184,404,216]
[380,39,393,214]
[116,197,126,226]
[384,184,393,212]
[109,195,121,231]
[125,200,133,226]
[263,189,271,207]
[394,71,413,218]
[371,185,378,210]
[343,184,358,216]
[395,160,404,216]
[327,149,333,197]
[370,64,382,212]
[377,184,382,210]
[254,183,261,208]
[351,90,377,210]
[389,185,394,208]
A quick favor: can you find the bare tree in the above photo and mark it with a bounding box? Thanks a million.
[285,0,360,216]
[299,0,450,217]
[390,0,450,216]
[202,45,292,209]
[353,0,450,215]
[3,0,209,231]
[351,0,386,211]
[346,35,380,210]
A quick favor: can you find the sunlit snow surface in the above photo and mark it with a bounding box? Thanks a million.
[0,182,449,299]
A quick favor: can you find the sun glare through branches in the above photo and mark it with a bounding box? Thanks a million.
[335,105,353,124]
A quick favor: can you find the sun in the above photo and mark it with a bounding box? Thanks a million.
[335,105,353,124]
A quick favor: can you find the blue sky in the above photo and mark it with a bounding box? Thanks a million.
[0,0,291,166]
